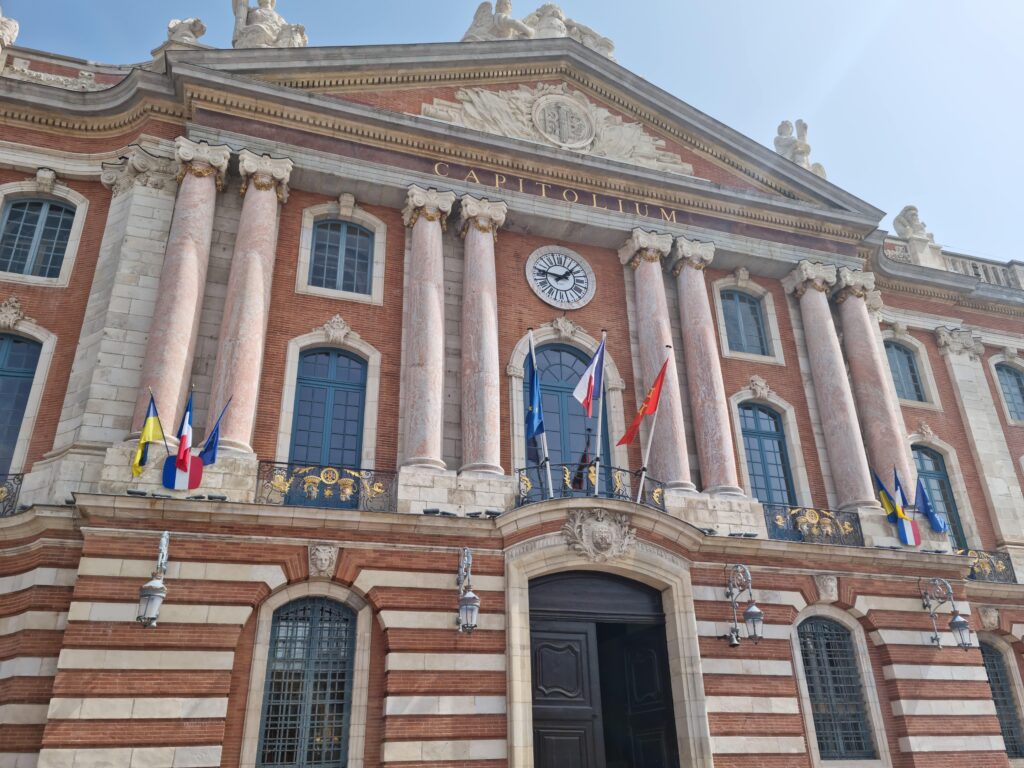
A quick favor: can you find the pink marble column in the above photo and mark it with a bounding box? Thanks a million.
[458,195,507,475]
[834,267,916,491]
[133,138,230,431]
[670,237,743,496]
[401,186,456,469]
[208,150,293,452]
[619,229,694,491]
[783,261,876,510]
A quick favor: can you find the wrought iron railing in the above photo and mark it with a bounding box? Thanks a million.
[515,463,666,512]
[0,474,23,517]
[764,504,865,547]
[958,549,1017,584]
[256,462,396,512]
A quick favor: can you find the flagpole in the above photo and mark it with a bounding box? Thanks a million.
[528,329,554,500]
[592,330,608,497]
[636,346,670,504]
[148,387,172,457]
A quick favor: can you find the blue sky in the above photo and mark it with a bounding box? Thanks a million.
[6,1,1022,261]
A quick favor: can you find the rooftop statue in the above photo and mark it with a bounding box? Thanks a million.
[773,119,827,179]
[893,205,935,242]
[0,4,19,54]
[462,1,615,59]
[232,0,307,49]
[167,18,207,45]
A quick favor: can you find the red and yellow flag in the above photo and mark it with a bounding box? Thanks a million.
[617,359,668,446]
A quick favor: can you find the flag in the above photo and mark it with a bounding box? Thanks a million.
[176,393,194,474]
[916,477,949,533]
[131,395,165,477]
[894,468,911,514]
[525,353,545,439]
[571,429,593,490]
[617,358,668,446]
[572,338,606,418]
[198,399,230,466]
[874,470,920,546]
[162,393,203,491]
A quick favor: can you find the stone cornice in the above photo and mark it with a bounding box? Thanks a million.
[618,228,673,269]
[458,194,508,240]
[668,236,715,276]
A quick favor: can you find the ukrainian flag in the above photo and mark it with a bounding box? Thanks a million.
[132,396,165,478]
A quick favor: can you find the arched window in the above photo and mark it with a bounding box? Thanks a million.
[913,445,967,550]
[797,617,876,760]
[0,199,75,278]
[980,640,1024,758]
[996,363,1024,421]
[721,289,769,356]
[524,344,610,493]
[290,349,367,469]
[739,402,795,506]
[257,597,357,768]
[309,221,373,295]
[884,341,925,402]
[0,335,41,475]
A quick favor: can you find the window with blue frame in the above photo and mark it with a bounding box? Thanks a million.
[913,445,968,550]
[798,617,877,760]
[996,363,1024,421]
[0,199,75,278]
[721,289,770,356]
[739,402,796,506]
[290,349,367,469]
[0,335,40,475]
[884,341,926,402]
[980,640,1024,759]
[257,597,356,768]
[309,221,373,295]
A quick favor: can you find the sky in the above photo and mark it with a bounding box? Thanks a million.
[5,0,1022,261]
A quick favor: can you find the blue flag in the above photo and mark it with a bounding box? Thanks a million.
[198,399,231,466]
[525,353,545,439]
[916,477,949,533]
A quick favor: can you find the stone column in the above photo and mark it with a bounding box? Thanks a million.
[401,186,456,469]
[208,151,293,452]
[782,261,875,510]
[618,229,693,491]
[833,268,915,490]
[669,237,742,496]
[458,195,507,474]
[133,138,230,431]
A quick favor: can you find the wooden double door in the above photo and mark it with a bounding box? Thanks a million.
[530,573,680,768]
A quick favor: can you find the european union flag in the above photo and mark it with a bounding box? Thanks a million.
[525,353,545,439]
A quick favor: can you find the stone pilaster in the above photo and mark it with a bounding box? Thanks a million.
[669,237,742,496]
[783,261,875,511]
[401,186,456,469]
[132,138,230,433]
[208,151,293,452]
[619,228,693,491]
[458,195,507,474]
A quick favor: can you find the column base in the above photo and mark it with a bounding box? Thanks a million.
[401,456,447,471]
[665,480,698,493]
[459,462,505,476]
[839,498,882,513]
[218,438,254,456]
[705,484,746,498]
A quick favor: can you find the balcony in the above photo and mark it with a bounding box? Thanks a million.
[0,474,23,518]
[959,549,1017,584]
[256,462,397,512]
[515,463,667,512]
[763,504,865,547]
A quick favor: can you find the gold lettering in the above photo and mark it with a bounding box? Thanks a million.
[562,189,579,204]
[659,207,677,223]
[494,173,507,190]
[591,193,609,210]
[518,177,526,193]
[464,169,481,184]
[433,161,450,178]
[635,202,650,217]
[617,199,626,214]
[537,182,551,198]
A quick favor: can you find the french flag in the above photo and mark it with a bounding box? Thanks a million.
[162,393,203,491]
[572,338,606,417]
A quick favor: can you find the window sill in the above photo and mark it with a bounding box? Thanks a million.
[897,398,941,411]
[723,348,786,367]
[0,271,69,289]
[296,281,381,305]
[812,760,885,768]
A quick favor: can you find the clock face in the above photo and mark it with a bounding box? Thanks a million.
[525,247,596,310]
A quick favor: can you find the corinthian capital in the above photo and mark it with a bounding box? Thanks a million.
[935,326,984,360]
[174,137,231,192]
[100,145,177,197]
[669,237,715,276]
[782,260,837,298]
[403,185,456,231]
[618,228,673,269]
[832,267,876,304]
[238,150,293,203]
[459,194,508,240]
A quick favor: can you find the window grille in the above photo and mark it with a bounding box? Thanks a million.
[884,341,925,401]
[739,402,796,506]
[996,363,1024,421]
[0,199,74,278]
[913,445,968,550]
[309,221,373,295]
[798,617,876,760]
[721,289,769,356]
[981,641,1024,758]
[258,597,356,768]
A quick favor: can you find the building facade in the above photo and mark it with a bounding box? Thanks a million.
[2,3,1024,767]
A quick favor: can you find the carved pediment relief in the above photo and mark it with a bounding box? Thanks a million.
[422,83,694,176]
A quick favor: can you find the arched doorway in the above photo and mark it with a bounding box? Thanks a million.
[529,572,678,768]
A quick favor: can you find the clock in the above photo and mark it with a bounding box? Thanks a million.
[525,246,596,310]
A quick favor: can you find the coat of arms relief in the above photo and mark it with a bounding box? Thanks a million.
[422,83,694,177]
[562,508,636,562]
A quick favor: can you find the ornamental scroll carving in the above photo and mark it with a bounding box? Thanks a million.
[618,228,673,269]
[308,543,339,578]
[423,83,693,176]
[814,574,839,603]
[935,326,984,361]
[749,375,771,400]
[5,58,106,92]
[781,260,837,298]
[0,296,34,330]
[100,147,177,197]
[402,186,456,230]
[462,2,615,59]
[319,314,358,345]
[174,137,231,191]
[562,508,636,563]
[670,237,715,276]
[238,150,293,203]
[459,194,508,240]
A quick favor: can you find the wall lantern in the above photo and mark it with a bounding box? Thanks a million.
[456,546,480,634]
[137,531,169,628]
[920,577,972,651]
[724,564,763,647]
